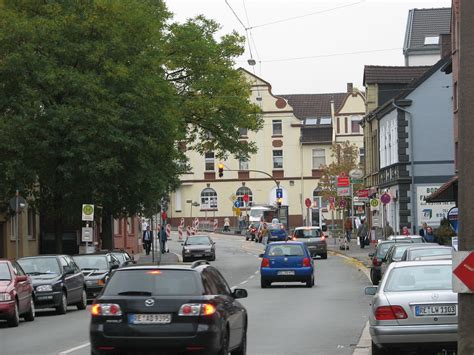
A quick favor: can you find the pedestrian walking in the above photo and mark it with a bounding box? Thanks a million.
[383,221,395,239]
[402,226,410,236]
[160,225,167,253]
[223,217,230,232]
[419,222,428,237]
[260,223,270,245]
[423,226,437,243]
[142,226,153,255]
[356,219,368,249]
[344,218,353,242]
[238,213,245,231]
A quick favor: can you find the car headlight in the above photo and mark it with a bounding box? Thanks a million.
[205,249,212,252]
[184,249,191,253]
[0,293,12,301]
[36,285,53,292]
[86,280,98,286]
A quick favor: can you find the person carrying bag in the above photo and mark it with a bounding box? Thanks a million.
[356,219,369,249]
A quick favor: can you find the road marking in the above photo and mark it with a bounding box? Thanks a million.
[170,251,182,263]
[255,270,259,274]
[240,280,248,284]
[249,275,255,279]
[58,342,90,354]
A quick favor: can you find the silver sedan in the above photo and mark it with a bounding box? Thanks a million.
[365,260,457,354]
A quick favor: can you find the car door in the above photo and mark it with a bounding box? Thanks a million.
[381,246,394,277]
[59,256,79,303]
[11,262,30,313]
[208,268,244,349]
[66,256,84,302]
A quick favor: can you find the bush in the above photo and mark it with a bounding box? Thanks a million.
[435,217,456,245]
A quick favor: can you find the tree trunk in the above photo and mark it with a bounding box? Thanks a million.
[54,215,63,254]
[101,210,113,250]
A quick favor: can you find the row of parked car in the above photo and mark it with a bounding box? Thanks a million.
[0,250,135,327]
[366,236,456,354]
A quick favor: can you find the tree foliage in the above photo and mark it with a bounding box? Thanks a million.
[0,0,261,250]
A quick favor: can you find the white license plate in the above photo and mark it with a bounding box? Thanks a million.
[415,304,456,316]
[277,270,295,275]
[129,313,172,324]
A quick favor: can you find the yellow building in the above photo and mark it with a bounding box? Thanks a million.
[168,70,365,229]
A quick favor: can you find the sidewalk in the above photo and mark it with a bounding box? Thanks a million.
[135,248,180,265]
[327,235,376,268]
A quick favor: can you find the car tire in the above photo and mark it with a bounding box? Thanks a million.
[7,301,20,327]
[260,279,269,288]
[76,289,87,310]
[231,328,247,355]
[370,269,380,285]
[213,328,229,355]
[306,276,314,288]
[371,341,386,355]
[24,297,35,322]
[56,291,68,315]
[321,253,328,259]
[210,253,216,261]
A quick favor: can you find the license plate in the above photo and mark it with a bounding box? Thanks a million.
[415,304,457,316]
[278,270,295,275]
[129,313,172,324]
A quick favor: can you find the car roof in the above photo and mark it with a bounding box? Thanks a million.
[407,245,452,251]
[73,253,110,257]
[116,264,206,273]
[18,255,63,259]
[294,226,320,230]
[391,259,452,268]
[266,241,304,246]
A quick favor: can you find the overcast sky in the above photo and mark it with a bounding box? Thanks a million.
[165,0,451,94]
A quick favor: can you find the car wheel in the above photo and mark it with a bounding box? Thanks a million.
[7,301,20,327]
[306,276,314,288]
[56,291,68,315]
[260,279,269,288]
[210,253,216,261]
[24,297,35,321]
[76,289,87,310]
[370,269,380,285]
[321,253,327,259]
[215,328,229,355]
[371,341,386,355]
[231,328,247,355]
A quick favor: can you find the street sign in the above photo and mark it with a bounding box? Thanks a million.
[349,168,364,179]
[305,198,312,208]
[276,188,283,199]
[339,199,347,208]
[448,207,458,234]
[380,193,391,205]
[82,204,94,221]
[337,187,350,197]
[453,252,474,293]
[81,227,93,242]
[351,178,364,184]
[9,195,27,212]
[337,175,350,187]
[243,194,249,203]
[234,200,240,208]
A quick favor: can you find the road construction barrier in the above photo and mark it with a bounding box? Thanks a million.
[213,219,218,232]
[166,224,171,240]
[178,225,183,240]
[186,226,191,237]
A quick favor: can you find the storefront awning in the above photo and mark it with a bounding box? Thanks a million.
[425,175,458,203]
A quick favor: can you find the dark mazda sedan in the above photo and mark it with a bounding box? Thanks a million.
[17,255,86,314]
[90,261,248,355]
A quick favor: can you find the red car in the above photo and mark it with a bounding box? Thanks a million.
[0,260,35,327]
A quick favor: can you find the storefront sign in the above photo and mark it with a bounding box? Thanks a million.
[416,186,455,227]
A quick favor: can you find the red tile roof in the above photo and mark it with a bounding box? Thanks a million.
[363,65,430,85]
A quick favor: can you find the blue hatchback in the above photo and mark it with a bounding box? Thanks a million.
[267,223,288,242]
[260,241,314,288]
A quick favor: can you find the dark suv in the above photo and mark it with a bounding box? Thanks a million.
[17,255,86,314]
[90,261,248,355]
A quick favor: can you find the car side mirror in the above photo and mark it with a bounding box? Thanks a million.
[368,252,375,258]
[232,288,248,299]
[258,253,264,258]
[365,286,378,296]
[16,275,28,283]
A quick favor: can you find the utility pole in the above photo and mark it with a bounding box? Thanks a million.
[458,1,474,352]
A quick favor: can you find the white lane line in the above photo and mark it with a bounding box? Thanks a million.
[249,275,255,279]
[171,251,182,263]
[240,280,248,284]
[255,270,259,274]
[58,342,90,354]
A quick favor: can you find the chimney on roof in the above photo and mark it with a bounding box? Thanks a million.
[347,82,353,93]
[440,33,452,58]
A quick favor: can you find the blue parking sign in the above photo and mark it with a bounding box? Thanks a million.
[234,200,240,208]
[276,188,283,199]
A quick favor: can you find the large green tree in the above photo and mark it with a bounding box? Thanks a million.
[0,0,261,251]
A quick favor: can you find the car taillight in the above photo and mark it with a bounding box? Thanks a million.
[302,257,311,267]
[321,235,326,241]
[291,237,296,241]
[375,306,408,320]
[91,303,122,317]
[372,257,379,266]
[179,303,216,316]
[261,258,270,267]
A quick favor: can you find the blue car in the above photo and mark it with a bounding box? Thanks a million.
[260,241,314,288]
[267,223,288,242]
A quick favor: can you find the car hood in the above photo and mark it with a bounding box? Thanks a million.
[81,270,108,279]
[0,280,13,292]
[28,274,61,285]
[183,245,211,251]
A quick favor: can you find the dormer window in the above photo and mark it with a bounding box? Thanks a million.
[424,36,439,45]
[305,118,318,125]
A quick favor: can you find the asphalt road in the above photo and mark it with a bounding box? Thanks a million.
[0,233,372,355]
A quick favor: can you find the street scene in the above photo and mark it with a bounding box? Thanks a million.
[1,0,474,354]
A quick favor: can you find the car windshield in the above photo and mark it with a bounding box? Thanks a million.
[409,248,453,260]
[0,263,11,280]
[73,255,108,270]
[185,236,211,245]
[104,269,202,296]
[393,245,415,259]
[112,253,126,263]
[294,229,320,238]
[268,244,305,256]
[377,241,410,257]
[18,257,61,275]
[384,264,452,292]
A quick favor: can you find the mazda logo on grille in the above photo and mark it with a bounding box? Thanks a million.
[145,299,155,307]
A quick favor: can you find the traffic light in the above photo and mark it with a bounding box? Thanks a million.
[218,163,224,178]
[277,198,282,208]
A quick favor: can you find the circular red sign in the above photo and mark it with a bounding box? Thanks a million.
[243,194,249,202]
[381,193,391,204]
[339,199,347,208]
[305,198,312,208]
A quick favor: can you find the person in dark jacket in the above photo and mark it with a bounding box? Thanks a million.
[423,226,437,243]
[344,218,353,242]
[419,222,428,238]
[160,226,167,253]
[143,226,153,255]
[356,219,368,249]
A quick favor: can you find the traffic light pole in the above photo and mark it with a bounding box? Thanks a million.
[219,166,280,188]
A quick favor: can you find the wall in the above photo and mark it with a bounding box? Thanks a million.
[407,53,441,66]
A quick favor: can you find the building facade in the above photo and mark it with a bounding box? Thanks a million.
[168,70,365,229]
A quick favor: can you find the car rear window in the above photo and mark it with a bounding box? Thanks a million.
[267,244,305,256]
[409,248,452,260]
[73,255,108,270]
[0,264,11,280]
[384,265,452,292]
[393,245,414,259]
[103,269,203,296]
[268,223,284,231]
[294,229,320,238]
